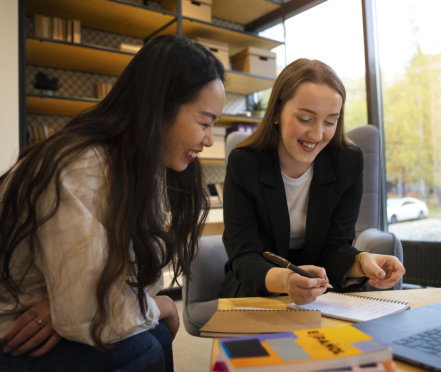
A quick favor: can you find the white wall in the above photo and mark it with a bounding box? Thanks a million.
[0,0,20,174]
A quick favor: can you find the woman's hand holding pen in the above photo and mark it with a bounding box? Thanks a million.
[286,265,329,305]
[359,253,406,289]
[265,265,329,305]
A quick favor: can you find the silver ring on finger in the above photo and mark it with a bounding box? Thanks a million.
[34,317,45,329]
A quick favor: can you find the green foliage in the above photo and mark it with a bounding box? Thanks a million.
[251,97,266,111]
[342,48,441,204]
[343,76,368,131]
[383,48,441,197]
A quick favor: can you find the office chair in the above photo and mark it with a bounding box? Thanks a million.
[182,125,403,336]
[346,125,403,291]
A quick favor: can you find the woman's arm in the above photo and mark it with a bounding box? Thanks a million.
[319,148,366,289]
[153,295,179,340]
[222,149,275,296]
[347,252,405,289]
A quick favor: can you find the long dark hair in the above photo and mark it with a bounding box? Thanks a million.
[0,35,224,348]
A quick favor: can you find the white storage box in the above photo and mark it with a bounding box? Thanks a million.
[193,37,230,69]
[161,0,212,22]
[231,46,277,78]
[199,127,226,159]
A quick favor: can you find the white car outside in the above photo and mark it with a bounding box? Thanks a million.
[387,197,429,224]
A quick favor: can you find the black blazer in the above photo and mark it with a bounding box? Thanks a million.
[220,145,365,298]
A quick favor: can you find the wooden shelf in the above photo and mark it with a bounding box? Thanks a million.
[26,94,98,116]
[212,0,281,25]
[199,158,225,166]
[27,95,263,126]
[26,38,132,76]
[180,18,282,56]
[225,69,274,95]
[26,38,274,94]
[218,114,260,125]
[26,0,176,38]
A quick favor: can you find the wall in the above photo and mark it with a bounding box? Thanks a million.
[0,0,20,174]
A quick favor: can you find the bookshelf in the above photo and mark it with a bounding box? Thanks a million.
[23,0,282,291]
[24,0,281,144]
[24,0,282,220]
[26,94,99,116]
[26,0,177,38]
[26,38,275,95]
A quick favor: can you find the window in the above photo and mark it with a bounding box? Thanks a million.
[376,0,441,241]
[259,0,367,131]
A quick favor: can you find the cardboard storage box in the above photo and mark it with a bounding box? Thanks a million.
[231,47,277,78]
[161,0,212,23]
[199,127,225,159]
[193,37,230,69]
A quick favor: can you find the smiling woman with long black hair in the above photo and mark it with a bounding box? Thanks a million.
[0,35,225,371]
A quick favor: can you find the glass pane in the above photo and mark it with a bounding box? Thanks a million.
[377,0,441,241]
[259,0,367,132]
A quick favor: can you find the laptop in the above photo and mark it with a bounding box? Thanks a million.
[353,301,441,371]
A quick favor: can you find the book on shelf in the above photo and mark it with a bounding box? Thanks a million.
[34,14,52,39]
[288,291,410,322]
[65,19,72,42]
[52,17,65,41]
[200,297,321,338]
[27,125,56,144]
[217,324,393,372]
[96,81,114,100]
[118,42,143,53]
[33,14,81,44]
[72,19,81,44]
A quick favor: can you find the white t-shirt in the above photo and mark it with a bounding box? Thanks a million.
[281,166,314,250]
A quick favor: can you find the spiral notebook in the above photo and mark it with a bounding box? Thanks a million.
[200,297,321,337]
[288,292,410,322]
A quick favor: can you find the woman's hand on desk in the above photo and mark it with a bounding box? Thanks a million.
[2,300,61,357]
[361,253,406,289]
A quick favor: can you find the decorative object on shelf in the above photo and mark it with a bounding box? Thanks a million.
[33,71,60,95]
[251,97,265,117]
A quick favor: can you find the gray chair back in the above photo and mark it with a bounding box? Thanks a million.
[182,235,228,336]
[346,125,381,234]
[225,131,250,166]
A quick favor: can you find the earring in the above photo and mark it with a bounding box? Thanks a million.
[273,121,278,125]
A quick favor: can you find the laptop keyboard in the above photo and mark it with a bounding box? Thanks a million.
[393,326,441,356]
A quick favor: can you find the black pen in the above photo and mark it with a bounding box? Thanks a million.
[263,251,333,289]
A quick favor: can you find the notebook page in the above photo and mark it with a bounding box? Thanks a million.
[288,292,410,322]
